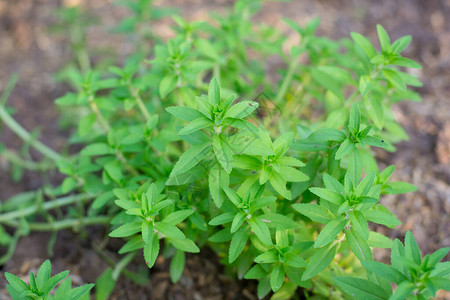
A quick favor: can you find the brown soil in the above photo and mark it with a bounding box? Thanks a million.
[0,0,449,299]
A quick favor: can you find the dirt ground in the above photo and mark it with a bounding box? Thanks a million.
[0,0,449,299]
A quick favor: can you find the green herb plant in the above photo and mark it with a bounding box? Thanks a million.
[5,260,93,300]
[0,1,448,299]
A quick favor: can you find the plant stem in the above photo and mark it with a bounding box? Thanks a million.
[77,49,91,74]
[129,87,151,122]
[86,95,139,176]
[274,57,300,105]
[0,194,94,223]
[213,64,221,84]
[112,252,136,281]
[0,74,18,106]
[4,216,111,231]
[1,147,53,171]
[92,242,149,285]
[0,106,64,162]
[0,230,21,265]
[88,95,111,132]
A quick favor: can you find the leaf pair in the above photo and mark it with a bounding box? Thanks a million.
[336,103,386,159]
[234,130,308,199]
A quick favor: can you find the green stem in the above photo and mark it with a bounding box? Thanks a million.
[4,216,111,231]
[72,24,90,73]
[370,65,383,80]
[92,241,115,266]
[274,57,300,105]
[0,194,94,223]
[77,49,91,74]
[129,87,151,122]
[92,242,149,285]
[0,230,21,265]
[0,105,64,162]
[0,74,18,106]
[112,252,136,281]
[213,64,221,84]
[115,150,139,177]
[87,95,139,176]
[88,95,111,132]
[1,148,53,171]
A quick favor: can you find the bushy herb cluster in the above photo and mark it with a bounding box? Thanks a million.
[1,1,448,299]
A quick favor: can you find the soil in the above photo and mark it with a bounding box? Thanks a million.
[0,0,449,299]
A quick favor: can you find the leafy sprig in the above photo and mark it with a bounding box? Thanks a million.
[5,260,93,300]
[109,183,199,269]
[334,231,450,299]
